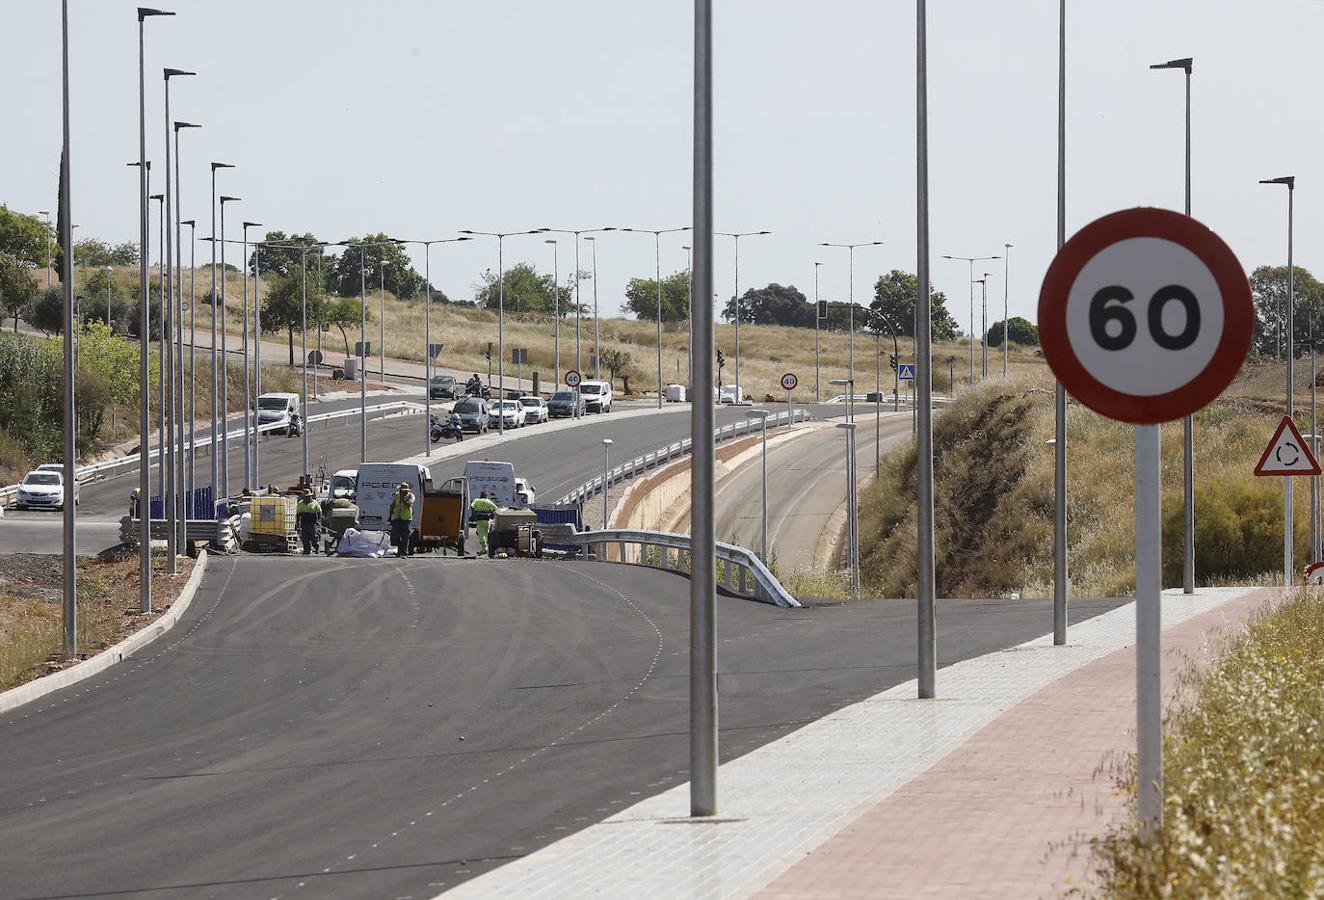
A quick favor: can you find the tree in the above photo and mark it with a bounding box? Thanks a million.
[1250,265,1324,358]
[473,263,568,314]
[323,298,371,355]
[869,269,960,342]
[71,238,135,267]
[0,251,39,332]
[329,233,423,300]
[249,231,328,282]
[26,287,65,335]
[986,316,1039,347]
[0,206,51,268]
[720,283,814,326]
[599,346,634,394]
[261,272,329,364]
[624,270,691,321]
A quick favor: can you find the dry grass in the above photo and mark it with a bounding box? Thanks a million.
[0,551,192,691]
[149,264,1050,397]
[1078,589,1324,897]
[855,375,1307,599]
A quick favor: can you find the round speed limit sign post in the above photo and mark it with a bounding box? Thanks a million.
[1039,207,1252,835]
[781,372,798,413]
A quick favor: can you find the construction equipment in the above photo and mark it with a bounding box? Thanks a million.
[488,507,541,559]
[245,495,298,553]
[418,476,469,555]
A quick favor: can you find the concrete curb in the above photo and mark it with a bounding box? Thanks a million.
[0,549,211,715]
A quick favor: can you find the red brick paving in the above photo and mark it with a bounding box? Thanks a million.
[755,589,1278,900]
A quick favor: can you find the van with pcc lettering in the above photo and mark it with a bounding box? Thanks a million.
[354,463,431,532]
[463,459,535,508]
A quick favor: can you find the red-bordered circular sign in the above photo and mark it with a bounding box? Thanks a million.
[1038,207,1253,424]
[780,372,798,391]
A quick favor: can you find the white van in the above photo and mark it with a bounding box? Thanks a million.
[463,460,533,508]
[579,380,612,413]
[256,392,302,436]
[354,463,431,531]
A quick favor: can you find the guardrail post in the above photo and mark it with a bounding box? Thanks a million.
[738,564,747,594]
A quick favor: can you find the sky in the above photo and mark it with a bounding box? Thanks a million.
[5,0,1324,333]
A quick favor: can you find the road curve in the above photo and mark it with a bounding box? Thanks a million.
[0,551,1120,899]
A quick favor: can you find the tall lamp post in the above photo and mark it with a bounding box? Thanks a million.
[976,273,991,379]
[1151,56,1195,594]
[172,119,199,550]
[940,253,1001,382]
[1261,175,1296,586]
[58,0,76,653]
[617,226,691,407]
[683,244,693,389]
[1002,243,1012,377]
[544,239,561,384]
[813,261,824,402]
[182,217,196,505]
[240,220,261,492]
[584,235,603,380]
[819,240,883,400]
[539,228,614,374]
[217,194,240,498]
[460,229,543,431]
[834,420,860,599]
[150,192,164,504]
[719,230,773,402]
[601,438,613,528]
[398,236,472,455]
[207,162,233,504]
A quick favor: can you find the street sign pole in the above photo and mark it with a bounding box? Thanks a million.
[1040,206,1253,839]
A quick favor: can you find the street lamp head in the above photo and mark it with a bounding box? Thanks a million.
[174,121,200,131]
[163,67,195,79]
[242,221,262,229]
[181,219,195,227]
[149,193,163,201]
[1005,242,1014,249]
[138,7,174,19]
[219,196,240,203]
[584,236,596,242]
[1150,57,1193,73]
[1261,176,1295,188]
[602,438,614,446]
[211,162,234,170]
[544,239,556,245]
[756,231,772,236]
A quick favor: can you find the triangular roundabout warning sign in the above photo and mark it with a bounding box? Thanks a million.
[1254,416,1321,476]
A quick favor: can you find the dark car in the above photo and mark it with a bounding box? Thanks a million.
[428,374,458,400]
[452,397,491,433]
[548,390,586,418]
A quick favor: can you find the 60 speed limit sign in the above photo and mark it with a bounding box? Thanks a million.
[1038,208,1253,424]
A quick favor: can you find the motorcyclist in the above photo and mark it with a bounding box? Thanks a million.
[467,373,483,395]
[448,409,464,440]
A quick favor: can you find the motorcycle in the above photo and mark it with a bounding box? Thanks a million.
[430,414,464,443]
[465,381,491,400]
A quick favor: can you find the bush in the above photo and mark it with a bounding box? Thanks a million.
[1083,591,1324,896]
[1162,478,1307,586]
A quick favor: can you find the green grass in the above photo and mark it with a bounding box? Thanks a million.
[1079,589,1324,897]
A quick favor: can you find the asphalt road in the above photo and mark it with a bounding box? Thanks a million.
[0,553,1121,899]
[714,413,914,570]
[0,400,776,555]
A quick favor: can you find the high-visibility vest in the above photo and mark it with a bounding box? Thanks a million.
[296,498,321,516]
[390,492,414,522]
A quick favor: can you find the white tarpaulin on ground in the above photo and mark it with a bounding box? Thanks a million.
[336,528,392,558]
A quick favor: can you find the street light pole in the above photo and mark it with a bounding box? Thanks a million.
[683,244,693,390]
[916,0,938,696]
[720,230,773,402]
[172,119,198,551]
[59,0,76,654]
[241,220,261,492]
[207,162,232,505]
[976,274,990,379]
[602,438,613,528]
[814,261,823,402]
[691,0,718,815]
[820,240,883,403]
[940,253,1000,382]
[151,193,165,505]
[218,195,240,498]
[251,238,261,487]
[586,236,600,380]
[618,227,691,407]
[1002,243,1012,378]
[1262,175,1296,586]
[1152,56,1196,595]
[545,239,560,384]
[835,421,860,599]
[182,219,195,504]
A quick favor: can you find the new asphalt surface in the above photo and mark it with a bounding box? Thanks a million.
[0,552,1121,899]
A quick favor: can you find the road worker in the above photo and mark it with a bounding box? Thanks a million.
[390,482,416,558]
[470,491,498,555]
[295,490,322,556]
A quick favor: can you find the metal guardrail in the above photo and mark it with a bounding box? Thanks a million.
[554,408,811,507]
[0,400,424,506]
[561,527,800,608]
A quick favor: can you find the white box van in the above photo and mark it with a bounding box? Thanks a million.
[256,392,302,436]
[579,380,612,413]
[464,460,531,508]
[354,463,431,531]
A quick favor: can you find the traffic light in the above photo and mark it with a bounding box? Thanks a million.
[716,348,726,369]
[889,354,898,371]
[484,341,492,361]
[817,300,828,320]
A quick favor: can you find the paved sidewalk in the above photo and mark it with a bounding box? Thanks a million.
[440,587,1270,899]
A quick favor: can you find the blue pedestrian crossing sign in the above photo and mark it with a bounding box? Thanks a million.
[898,364,916,381]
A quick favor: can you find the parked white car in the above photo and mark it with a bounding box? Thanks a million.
[491,399,527,429]
[518,395,549,425]
[16,469,78,510]
[718,384,740,404]
[580,380,613,413]
[515,477,537,507]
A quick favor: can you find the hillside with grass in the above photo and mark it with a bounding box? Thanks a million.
[856,369,1306,599]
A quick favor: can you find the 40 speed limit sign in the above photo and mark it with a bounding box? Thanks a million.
[1039,207,1253,423]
